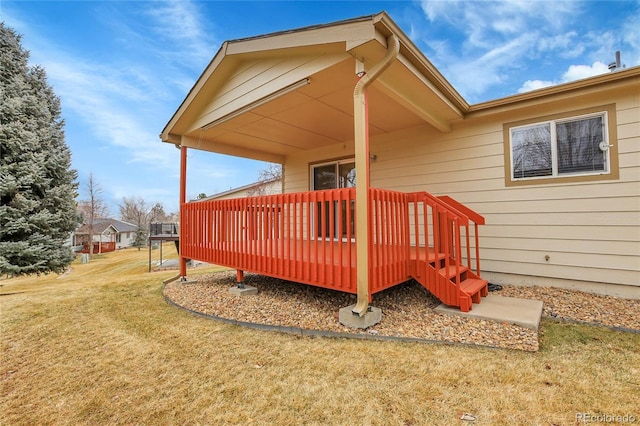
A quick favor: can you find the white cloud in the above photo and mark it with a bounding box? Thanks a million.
[563,61,610,81]
[517,61,610,93]
[444,32,539,97]
[42,57,177,167]
[421,0,579,50]
[415,0,639,102]
[621,8,640,65]
[537,31,578,54]
[141,0,217,68]
[518,79,555,92]
[416,0,584,100]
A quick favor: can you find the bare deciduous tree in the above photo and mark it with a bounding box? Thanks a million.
[119,196,148,225]
[247,163,282,196]
[77,173,109,255]
[119,197,169,250]
[148,203,168,223]
[119,196,148,250]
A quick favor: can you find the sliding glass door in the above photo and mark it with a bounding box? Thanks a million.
[311,159,355,239]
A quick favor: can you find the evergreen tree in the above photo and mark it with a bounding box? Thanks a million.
[0,23,81,276]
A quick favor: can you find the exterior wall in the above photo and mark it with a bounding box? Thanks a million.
[116,232,136,249]
[89,233,113,244]
[284,142,355,193]
[191,50,349,133]
[80,230,136,249]
[283,86,640,299]
[210,179,283,200]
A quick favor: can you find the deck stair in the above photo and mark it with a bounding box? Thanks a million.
[407,192,488,312]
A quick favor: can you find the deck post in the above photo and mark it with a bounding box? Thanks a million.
[349,34,399,318]
[179,144,187,279]
[236,270,245,288]
[352,75,371,317]
[229,268,258,296]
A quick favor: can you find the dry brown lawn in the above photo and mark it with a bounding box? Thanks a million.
[1,245,639,425]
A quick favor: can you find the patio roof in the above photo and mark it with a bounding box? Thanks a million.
[160,12,467,163]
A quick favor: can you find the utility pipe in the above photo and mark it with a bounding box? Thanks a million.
[352,34,400,316]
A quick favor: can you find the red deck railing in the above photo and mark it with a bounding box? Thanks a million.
[181,188,415,294]
[183,188,354,292]
[437,195,484,276]
[180,188,484,304]
[368,188,411,293]
[407,191,484,307]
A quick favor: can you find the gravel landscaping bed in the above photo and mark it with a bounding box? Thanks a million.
[163,271,640,352]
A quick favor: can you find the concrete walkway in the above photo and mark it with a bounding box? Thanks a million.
[434,294,544,330]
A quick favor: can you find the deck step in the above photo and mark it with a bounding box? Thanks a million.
[460,278,488,295]
[436,264,469,279]
[460,278,488,305]
[411,257,488,311]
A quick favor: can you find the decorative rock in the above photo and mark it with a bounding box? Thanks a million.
[162,270,640,353]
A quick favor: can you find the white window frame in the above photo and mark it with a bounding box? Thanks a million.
[509,111,610,182]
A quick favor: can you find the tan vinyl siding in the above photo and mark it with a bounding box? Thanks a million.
[480,224,636,241]
[430,98,637,290]
[284,142,355,192]
[191,50,349,132]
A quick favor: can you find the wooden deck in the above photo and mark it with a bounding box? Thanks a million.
[180,187,487,310]
[148,223,179,241]
[148,223,180,272]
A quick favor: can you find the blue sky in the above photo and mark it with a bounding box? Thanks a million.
[3,1,639,216]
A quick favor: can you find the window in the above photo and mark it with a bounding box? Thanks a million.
[505,105,618,186]
[310,159,355,239]
[312,160,356,190]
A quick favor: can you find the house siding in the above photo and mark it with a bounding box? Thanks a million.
[190,50,350,133]
[284,142,356,193]
[117,232,136,249]
[283,88,640,298]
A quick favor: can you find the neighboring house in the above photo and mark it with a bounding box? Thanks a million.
[160,11,639,314]
[203,177,283,200]
[74,218,138,252]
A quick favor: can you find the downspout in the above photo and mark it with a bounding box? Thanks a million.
[352,34,400,316]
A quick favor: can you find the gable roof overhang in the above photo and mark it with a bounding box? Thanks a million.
[466,65,640,118]
[75,219,138,235]
[160,12,467,163]
[75,222,115,236]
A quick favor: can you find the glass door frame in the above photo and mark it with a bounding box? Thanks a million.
[310,158,356,241]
